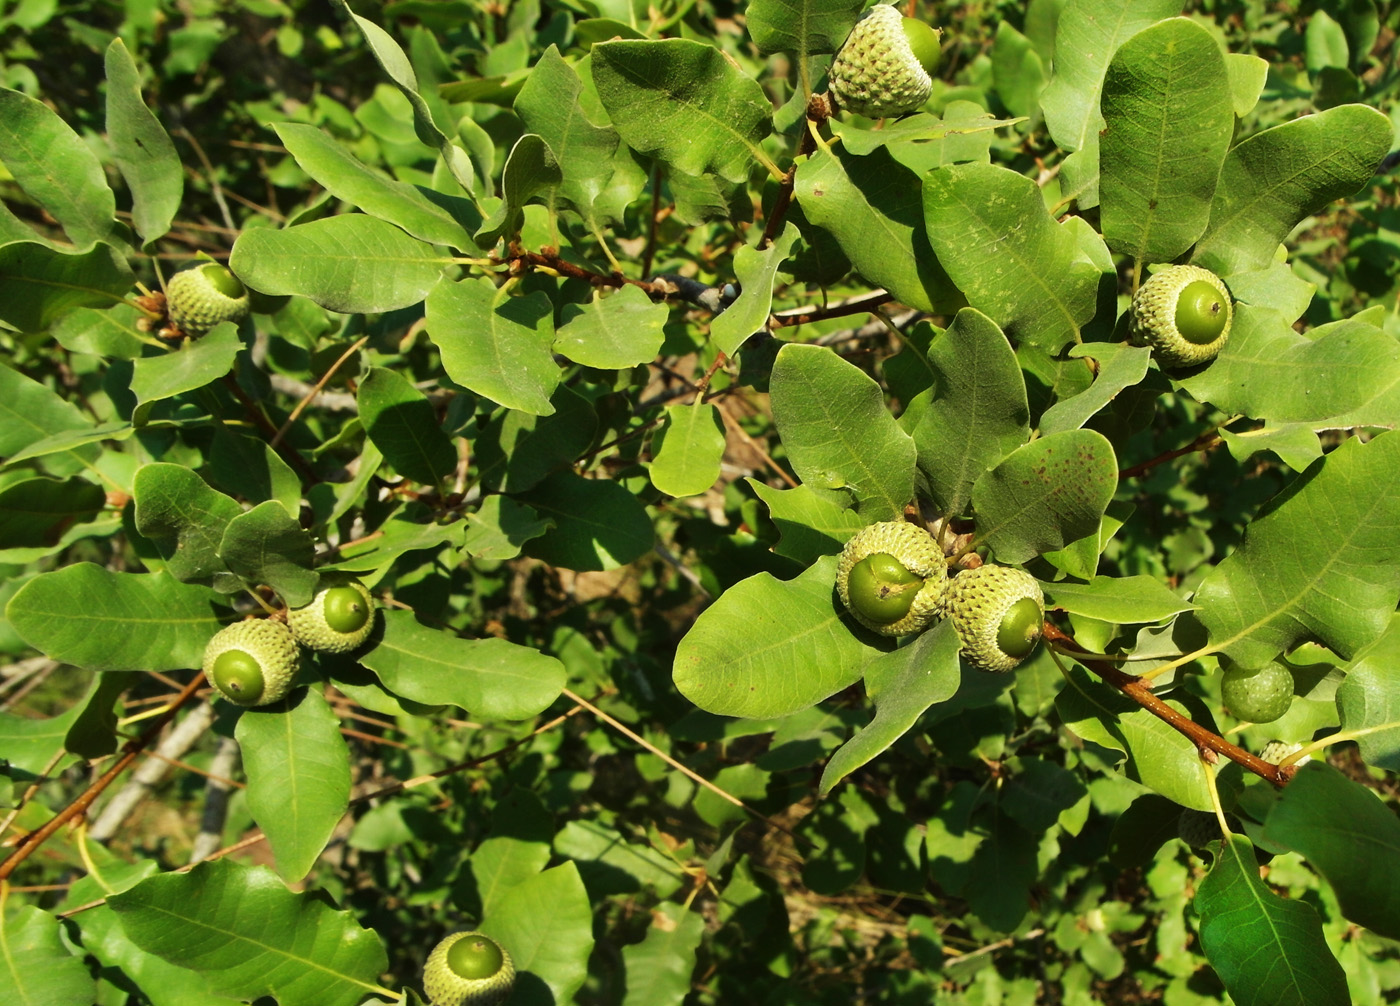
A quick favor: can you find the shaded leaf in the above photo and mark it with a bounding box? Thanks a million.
[219,500,318,607]
[476,134,563,246]
[819,620,962,794]
[1194,834,1349,1006]
[132,462,242,588]
[748,479,867,564]
[746,0,864,55]
[519,471,654,571]
[0,242,132,332]
[592,38,775,183]
[794,144,958,314]
[1193,432,1400,668]
[109,858,389,1006]
[621,902,705,1006]
[357,367,457,487]
[1263,762,1400,939]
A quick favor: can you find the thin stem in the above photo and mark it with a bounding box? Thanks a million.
[271,335,370,449]
[0,672,208,881]
[1200,753,1234,838]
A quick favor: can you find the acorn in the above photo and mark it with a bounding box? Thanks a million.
[945,564,1044,672]
[165,263,250,337]
[203,619,301,706]
[1220,662,1294,724]
[1259,739,1311,767]
[422,931,516,1006]
[1129,264,1232,368]
[286,577,376,653]
[835,521,947,636]
[828,4,941,119]
[1177,809,1222,849]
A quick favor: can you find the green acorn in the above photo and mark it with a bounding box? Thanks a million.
[1259,739,1311,767]
[835,521,947,637]
[829,4,941,119]
[1221,662,1294,723]
[422,931,516,1006]
[1129,264,1233,368]
[203,619,301,706]
[287,578,376,653]
[165,263,250,337]
[1177,809,1222,849]
[945,564,1044,673]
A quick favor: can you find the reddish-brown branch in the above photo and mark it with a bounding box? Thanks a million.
[1118,430,1223,479]
[0,673,208,880]
[1043,622,1293,788]
[758,99,824,251]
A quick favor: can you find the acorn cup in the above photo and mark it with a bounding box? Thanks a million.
[286,577,377,654]
[835,521,948,637]
[828,3,942,119]
[164,263,250,337]
[422,931,516,1006]
[203,619,301,706]
[945,564,1045,673]
[1130,264,1233,368]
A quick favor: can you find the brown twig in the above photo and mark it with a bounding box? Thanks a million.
[1043,623,1293,788]
[0,673,208,880]
[758,100,823,251]
[770,290,896,329]
[1118,429,1223,479]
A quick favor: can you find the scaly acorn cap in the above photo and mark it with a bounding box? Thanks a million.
[945,564,1044,673]
[1129,264,1233,368]
[1259,739,1311,767]
[203,619,301,706]
[165,263,250,337]
[287,578,376,654]
[836,520,947,637]
[1177,809,1221,849]
[829,4,940,119]
[422,931,516,1006]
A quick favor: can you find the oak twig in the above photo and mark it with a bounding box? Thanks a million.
[1043,623,1293,787]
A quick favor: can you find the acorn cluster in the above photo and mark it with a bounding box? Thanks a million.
[202,577,378,707]
[835,521,1044,673]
